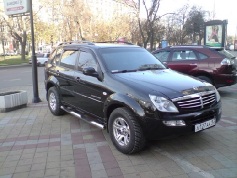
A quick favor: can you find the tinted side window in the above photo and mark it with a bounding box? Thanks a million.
[154,51,170,62]
[77,51,97,71]
[198,52,208,60]
[172,50,197,61]
[60,50,78,69]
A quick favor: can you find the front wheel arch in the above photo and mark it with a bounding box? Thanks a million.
[108,107,146,154]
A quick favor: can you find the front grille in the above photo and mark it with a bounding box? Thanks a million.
[172,91,216,111]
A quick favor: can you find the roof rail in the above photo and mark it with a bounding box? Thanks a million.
[95,41,134,45]
[58,41,94,46]
[169,45,206,48]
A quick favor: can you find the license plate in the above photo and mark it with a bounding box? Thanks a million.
[195,118,216,132]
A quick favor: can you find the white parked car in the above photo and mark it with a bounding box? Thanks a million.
[29,53,50,66]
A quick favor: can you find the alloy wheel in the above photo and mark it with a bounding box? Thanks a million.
[113,117,130,146]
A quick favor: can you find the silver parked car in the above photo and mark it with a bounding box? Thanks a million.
[29,53,50,66]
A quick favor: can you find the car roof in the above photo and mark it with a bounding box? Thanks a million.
[152,45,225,53]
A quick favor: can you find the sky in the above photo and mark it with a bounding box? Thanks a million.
[159,0,236,36]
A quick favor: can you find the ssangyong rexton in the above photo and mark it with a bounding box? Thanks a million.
[44,42,222,154]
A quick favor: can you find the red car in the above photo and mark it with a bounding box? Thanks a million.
[153,45,237,88]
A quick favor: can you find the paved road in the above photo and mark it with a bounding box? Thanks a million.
[0,65,44,90]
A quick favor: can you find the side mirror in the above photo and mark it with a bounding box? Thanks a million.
[83,67,98,77]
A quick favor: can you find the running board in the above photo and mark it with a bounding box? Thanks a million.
[61,106,105,130]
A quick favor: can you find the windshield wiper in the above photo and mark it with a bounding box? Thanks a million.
[111,69,137,73]
[138,64,164,71]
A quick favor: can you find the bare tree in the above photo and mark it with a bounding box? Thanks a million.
[165,4,189,45]
[4,16,28,60]
[124,0,175,50]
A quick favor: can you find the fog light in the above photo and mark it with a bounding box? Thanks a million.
[163,120,186,126]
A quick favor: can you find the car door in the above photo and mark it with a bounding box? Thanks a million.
[167,49,199,75]
[73,48,105,119]
[57,49,78,105]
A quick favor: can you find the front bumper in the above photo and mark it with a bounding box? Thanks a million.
[141,101,222,140]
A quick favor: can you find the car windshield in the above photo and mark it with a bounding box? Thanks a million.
[99,47,166,73]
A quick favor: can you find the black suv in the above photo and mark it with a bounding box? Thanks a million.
[44,41,222,154]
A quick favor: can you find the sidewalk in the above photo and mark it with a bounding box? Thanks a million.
[0,83,125,178]
[0,84,237,178]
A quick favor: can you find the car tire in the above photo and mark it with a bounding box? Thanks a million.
[48,87,65,116]
[197,76,213,85]
[108,107,146,154]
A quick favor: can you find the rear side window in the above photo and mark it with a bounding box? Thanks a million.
[198,52,208,60]
[153,51,170,62]
[172,50,197,61]
[60,50,78,69]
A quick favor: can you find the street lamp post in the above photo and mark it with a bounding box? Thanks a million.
[30,0,41,103]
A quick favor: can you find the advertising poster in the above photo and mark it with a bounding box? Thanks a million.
[205,25,222,47]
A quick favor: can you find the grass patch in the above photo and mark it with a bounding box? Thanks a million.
[0,55,30,66]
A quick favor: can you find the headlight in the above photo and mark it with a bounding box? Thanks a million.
[215,89,221,102]
[149,95,179,113]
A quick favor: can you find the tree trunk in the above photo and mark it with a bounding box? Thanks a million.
[20,31,27,60]
[1,40,5,55]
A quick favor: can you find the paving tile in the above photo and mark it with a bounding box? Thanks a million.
[28,170,45,178]
[90,163,105,171]
[33,156,47,164]
[45,168,61,177]
[0,167,16,176]
[17,158,33,166]
[2,160,18,168]
[31,163,46,171]
[6,155,21,161]
[15,165,31,173]
[20,153,35,160]
[106,167,123,177]
[12,172,29,178]
[46,161,60,169]
[60,167,76,178]
[91,169,108,178]
[60,160,75,168]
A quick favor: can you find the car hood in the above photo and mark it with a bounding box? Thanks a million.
[115,69,212,99]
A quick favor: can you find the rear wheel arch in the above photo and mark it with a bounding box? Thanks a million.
[47,86,65,115]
